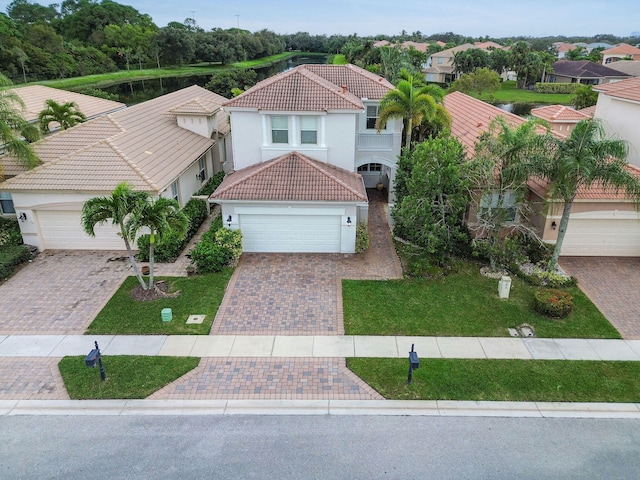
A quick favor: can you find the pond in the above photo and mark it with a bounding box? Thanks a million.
[103,55,329,104]
[493,103,541,117]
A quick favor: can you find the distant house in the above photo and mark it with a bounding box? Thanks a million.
[444,91,640,257]
[606,60,640,78]
[552,42,577,59]
[213,64,403,254]
[422,42,506,83]
[530,105,592,136]
[0,86,231,250]
[545,60,630,85]
[600,43,640,64]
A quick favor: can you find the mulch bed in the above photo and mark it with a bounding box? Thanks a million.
[129,280,179,302]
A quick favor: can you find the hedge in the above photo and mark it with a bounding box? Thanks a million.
[0,217,23,247]
[0,245,32,280]
[195,171,226,197]
[189,215,242,273]
[534,83,582,94]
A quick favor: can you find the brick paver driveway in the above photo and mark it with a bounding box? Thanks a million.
[560,257,640,339]
[0,251,131,334]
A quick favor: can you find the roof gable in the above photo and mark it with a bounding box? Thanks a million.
[552,60,632,78]
[211,151,367,202]
[602,43,640,55]
[530,105,592,123]
[594,76,640,102]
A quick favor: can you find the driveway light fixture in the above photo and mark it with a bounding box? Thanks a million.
[346,217,352,227]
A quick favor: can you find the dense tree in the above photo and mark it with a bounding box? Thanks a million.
[449,67,500,99]
[379,45,414,83]
[565,45,586,61]
[509,41,544,88]
[571,84,599,109]
[452,48,490,75]
[0,73,40,179]
[535,120,640,269]
[7,0,58,24]
[205,69,257,98]
[38,99,86,133]
[488,48,510,76]
[153,26,196,66]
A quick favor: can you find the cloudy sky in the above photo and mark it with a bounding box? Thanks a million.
[2,0,639,38]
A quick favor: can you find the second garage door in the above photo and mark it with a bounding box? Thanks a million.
[240,214,341,253]
[37,210,123,250]
[562,218,640,256]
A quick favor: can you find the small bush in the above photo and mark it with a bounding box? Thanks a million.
[0,244,32,280]
[190,226,242,273]
[0,217,23,247]
[533,288,574,318]
[355,223,369,253]
[195,171,226,197]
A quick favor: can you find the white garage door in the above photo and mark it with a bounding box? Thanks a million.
[37,210,123,250]
[240,214,341,253]
[562,218,640,256]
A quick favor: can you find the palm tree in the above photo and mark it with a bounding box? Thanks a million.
[38,99,86,134]
[81,182,150,290]
[376,69,445,150]
[540,119,640,269]
[0,73,40,178]
[127,197,188,289]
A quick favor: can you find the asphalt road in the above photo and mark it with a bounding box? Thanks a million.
[2,415,639,479]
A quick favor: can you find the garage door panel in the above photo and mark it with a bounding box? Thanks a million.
[240,214,341,253]
[562,219,640,256]
[38,211,123,250]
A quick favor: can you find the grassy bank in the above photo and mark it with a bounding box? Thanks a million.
[490,81,573,104]
[348,358,640,402]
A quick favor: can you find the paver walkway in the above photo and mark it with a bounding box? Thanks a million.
[0,357,69,400]
[561,257,640,339]
[211,189,403,336]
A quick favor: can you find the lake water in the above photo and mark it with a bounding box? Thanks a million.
[103,55,328,104]
[494,103,541,117]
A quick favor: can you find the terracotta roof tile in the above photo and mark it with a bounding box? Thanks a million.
[303,64,395,98]
[602,43,640,55]
[594,76,640,102]
[169,97,221,115]
[578,105,597,117]
[211,152,367,202]
[530,105,592,123]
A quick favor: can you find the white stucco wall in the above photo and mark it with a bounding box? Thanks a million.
[595,95,640,167]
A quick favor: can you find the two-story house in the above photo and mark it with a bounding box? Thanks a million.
[211,64,403,254]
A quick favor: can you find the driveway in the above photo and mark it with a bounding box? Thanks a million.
[560,257,640,339]
[0,251,131,335]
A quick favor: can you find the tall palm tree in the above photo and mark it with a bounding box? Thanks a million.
[81,182,150,290]
[38,99,86,134]
[127,197,188,289]
[540,119,640,269]
[376,69,444,150]
[0,73,40,178]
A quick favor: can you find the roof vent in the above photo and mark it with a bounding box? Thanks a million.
[477,122,483,127]
[341,84,347,94]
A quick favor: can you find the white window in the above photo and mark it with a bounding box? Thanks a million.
[437,57,444,65]
[271,116,289,144]
[300,116,317,144]
[358,163,382,172]
[171,182,179,202]
[0,192,15,214]
[366,105,379,130]
[480,192,517,223]
[198,157,206,182]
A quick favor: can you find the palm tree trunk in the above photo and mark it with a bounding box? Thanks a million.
[405,117,413,151]
[149,231,155,290]
[122,234,148,290]
[549,199,574,270]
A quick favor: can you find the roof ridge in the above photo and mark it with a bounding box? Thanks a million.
[296,152,368,200]
[296,67,363,109]
[223,67,304,107]
[104,138,160,191]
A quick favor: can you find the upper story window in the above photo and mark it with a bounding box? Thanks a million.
[271,116,289,144]
[0,192,15,215]
[300,116,318,144]
[366,105,379,130]
[358,163,382,172]
[171,181,179,202]
[437,57,444,65]
[198,157,206,182]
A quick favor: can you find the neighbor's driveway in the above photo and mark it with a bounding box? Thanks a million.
[560,257,640,339]
[0,251,132,335]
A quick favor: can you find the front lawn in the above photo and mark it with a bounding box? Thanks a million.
[490,80,572,104]
[347,358,640,402]
[86,270,233,335]
[343,261,619,338]
[59,356,199,399]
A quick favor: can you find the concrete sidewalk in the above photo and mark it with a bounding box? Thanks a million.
[1,334,640,361]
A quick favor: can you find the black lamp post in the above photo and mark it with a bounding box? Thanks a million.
[85,341,106,381]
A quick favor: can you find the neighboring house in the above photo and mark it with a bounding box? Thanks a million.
[373,40,430,53]
[601,43,640,64]
[0,85,231,250]
[545,60,631,85]
[423,42,506,83]
[530,105,592,136]
[553,42,577,59]
[444,91,640,257]
[606,60,640,77]
[211,64,403,254]
[593,77,640,167]
[585,42,612,53]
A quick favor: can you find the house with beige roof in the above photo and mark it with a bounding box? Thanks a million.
[601,43,640,65]
[0,85,231,251]
[444,91,640,257]
[211,64,402,254]
[423,42,506,84]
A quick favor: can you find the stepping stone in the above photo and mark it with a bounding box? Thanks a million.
[186,315,206,324]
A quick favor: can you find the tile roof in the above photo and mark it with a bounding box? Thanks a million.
[606,60,640,77]
[594,76,640,102]
[223,64,393,112]
[601,43,640,55]
[1,85,229,192]
[553,42,577,53]
[168,97,221,115]
[530,105,592,123]
[211,151,367,202]
[551,60,631,79]
[578,105,597,118]
[10,85,125,123]
[443,91,528,157]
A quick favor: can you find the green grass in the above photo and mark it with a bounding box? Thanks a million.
[348,358,640,402]
[332,54,348,65]
[59,356,199,399]
[490,81,573,104]
[86,271,233,335]
[342,261,619,338]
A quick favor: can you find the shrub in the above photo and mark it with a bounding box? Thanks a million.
[136,199,208,262]
[355,223,369,253]
[0,244,32,280]
[534,83,581,94]
[195,171,226,197]
[533,288,574,318]
[190,226,242,273]
[0,217,23,247]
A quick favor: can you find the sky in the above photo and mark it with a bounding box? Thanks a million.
[2,0,639,38]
